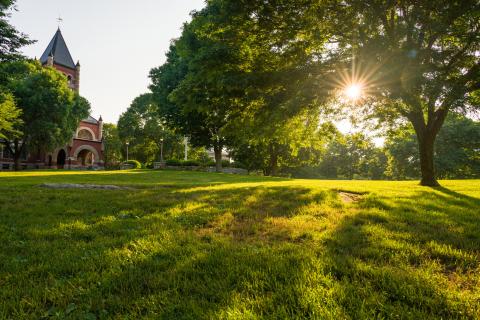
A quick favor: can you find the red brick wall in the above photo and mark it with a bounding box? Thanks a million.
[77,121,101,141]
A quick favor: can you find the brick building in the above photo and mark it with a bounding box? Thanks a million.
[0,28,104,170]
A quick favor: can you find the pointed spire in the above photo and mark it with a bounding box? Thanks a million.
[98,115,103,122]
[40,28,76,69]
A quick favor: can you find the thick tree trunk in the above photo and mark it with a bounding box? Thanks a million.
[265,144,278,176]
[417,133,439,186]
[213,144,222,173]
[409,108,447,187]
[14,154,21,171]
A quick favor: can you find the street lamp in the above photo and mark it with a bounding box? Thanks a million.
[160,138,164,162]
[126,141,129,161]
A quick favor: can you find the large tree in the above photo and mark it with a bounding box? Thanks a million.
[320,0,480,185]
[118,93,184,164]
[385,114,480,179]
[102,123,122,168]
[0,0,32,142]
[0,60,90,170]
[151,0,327,172]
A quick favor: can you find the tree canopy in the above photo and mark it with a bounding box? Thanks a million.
[318,0,480,185]
[117,93,185,165]
[0,60,90,169]
[146,0,479,183]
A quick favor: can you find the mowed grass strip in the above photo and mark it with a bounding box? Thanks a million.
[0,170,479,319]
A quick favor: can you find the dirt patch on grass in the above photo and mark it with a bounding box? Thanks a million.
[338,191,363,203]
[40,183,133,190]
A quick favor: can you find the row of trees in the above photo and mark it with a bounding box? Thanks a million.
[289,114,479,180]
[0,1,90,169]
[144,0,479,186]
[109,95,479,179]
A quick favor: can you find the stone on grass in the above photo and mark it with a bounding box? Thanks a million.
[40,183,132,190]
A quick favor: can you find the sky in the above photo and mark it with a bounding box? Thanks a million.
[8,0,206,123]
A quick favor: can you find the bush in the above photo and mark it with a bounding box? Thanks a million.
[182,160,201,167]
[165,159,201,167]
[166,159,182,166]
[221,160,231,167]
[205,160,216,167]
[123,160,141,169]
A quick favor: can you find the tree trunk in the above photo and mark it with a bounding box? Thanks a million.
[13,140,21,171]
[265,144,278,176]
[14,154,21,171]
[213,144,222,173]
[408,108,448,187]
[417,133,439,186]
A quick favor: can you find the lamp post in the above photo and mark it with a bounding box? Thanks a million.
[126,142,129,161]
[160,138,164,162]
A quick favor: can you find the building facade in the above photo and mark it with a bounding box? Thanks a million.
[0,28,104,170]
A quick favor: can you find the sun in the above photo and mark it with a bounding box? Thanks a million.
[344,83,363,101]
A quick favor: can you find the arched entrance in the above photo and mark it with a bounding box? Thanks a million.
[77,149,94,166]
[57,149,66,169]
[73,145,100,168]
[48,155,52,167]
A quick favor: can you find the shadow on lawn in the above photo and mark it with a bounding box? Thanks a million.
[1,181,479,318]
[1,184,329,318]
[322,186,480,318]
[0,169,287,188]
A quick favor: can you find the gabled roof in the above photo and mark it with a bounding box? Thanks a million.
[40,28,76,69]
[82,115,99,124]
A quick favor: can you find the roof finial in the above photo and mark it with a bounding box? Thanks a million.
[57,16,63,28]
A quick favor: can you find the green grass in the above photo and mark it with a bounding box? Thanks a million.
[0,170,479,319]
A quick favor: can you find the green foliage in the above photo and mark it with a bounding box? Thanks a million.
[117,93,185,165]
[0,60,90,169]
[165,159,200,167]
[0,0,34,62]
[319,0,480,185]
[123,159,141,169]
[0,92,21,139]
[165,159,182,166]
[0,170,479,318]
[385,114,480,179]
[286,132,387,180]
[102,123,122,168]
[149,0,479,184]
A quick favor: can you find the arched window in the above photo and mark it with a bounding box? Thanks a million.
[77,128,94,140]
[67,75,73,85]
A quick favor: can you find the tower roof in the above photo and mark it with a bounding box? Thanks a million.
[40,28,76,69]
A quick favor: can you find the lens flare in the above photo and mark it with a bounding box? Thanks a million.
[344,83,363,101]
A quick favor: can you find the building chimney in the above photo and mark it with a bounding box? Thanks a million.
[74,61,81,93]
[98,115,103,140]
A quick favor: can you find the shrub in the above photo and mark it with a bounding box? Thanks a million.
[123,160,141,169]
[166,159,182,166]
[205,160,216,167]
[221,160,231,168]
[182,160,201,167]
[165,159,201,167]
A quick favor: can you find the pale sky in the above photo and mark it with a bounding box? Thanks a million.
[8,0,206,123]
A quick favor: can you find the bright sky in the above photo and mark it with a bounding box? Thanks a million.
[8,0,206,123]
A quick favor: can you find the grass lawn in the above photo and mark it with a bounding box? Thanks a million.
[0,170,479,319]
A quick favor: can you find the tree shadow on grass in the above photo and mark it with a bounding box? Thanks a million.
[0,184,337,318]
[1,181,479,318]
[322,186,480,319]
